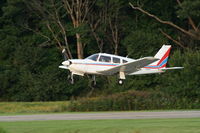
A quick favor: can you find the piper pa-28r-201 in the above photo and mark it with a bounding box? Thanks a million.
[59,45,183,85]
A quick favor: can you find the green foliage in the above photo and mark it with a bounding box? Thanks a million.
[68,90,200,112]
[0,0,199,103]
[0,102,69,114]
[158,50,200,99]
[176,0,200,19]
[123,30,167,58]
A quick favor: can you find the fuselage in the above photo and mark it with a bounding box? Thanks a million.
[62,53,163,76]
[60,45,183,85]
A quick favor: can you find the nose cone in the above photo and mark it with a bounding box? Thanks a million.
[62,60,71,66]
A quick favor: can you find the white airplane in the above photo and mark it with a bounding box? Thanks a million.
[59,45,183,85]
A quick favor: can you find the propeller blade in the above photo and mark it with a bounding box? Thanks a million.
[62,49,68,61]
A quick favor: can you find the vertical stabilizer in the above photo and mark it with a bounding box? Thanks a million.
[145,45,171,69]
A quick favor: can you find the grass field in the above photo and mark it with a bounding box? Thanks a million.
[0,101,199,116]
[0,118,200,133]
[0,102,69,115]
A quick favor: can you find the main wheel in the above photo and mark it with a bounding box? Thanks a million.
[118,79,123,85]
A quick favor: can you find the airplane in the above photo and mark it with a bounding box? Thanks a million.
[59,45,183,85]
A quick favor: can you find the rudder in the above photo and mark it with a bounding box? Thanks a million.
[146,45,171,69]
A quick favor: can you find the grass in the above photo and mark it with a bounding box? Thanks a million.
[0,127,6,133]
[0,102,69,115]
[0,102,199,116]
[0,101,199,116]
[0,118,200,133]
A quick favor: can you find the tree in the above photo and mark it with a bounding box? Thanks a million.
[129,0,200,49]
[25,0,73,59]
[88,0,125,54]
[62,0,96,59]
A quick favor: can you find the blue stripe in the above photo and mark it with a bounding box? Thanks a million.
[145,57,168,68]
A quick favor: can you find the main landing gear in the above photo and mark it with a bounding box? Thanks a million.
[118,79,123,85]
[118,71,125,85]
[68,72,126,85]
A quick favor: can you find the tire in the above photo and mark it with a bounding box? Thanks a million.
[118,79,123,85]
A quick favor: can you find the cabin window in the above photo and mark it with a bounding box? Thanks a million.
[123,59,128,63]
[113,57,120,63]
[99,55,111,62]
[86,54,99,61]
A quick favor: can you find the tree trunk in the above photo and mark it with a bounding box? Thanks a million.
[76,33,84,59]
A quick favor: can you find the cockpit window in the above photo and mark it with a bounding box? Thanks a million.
[123,59,128,63]
[113,57,120,63]
[99,55,111,62]
[86,54,99,61]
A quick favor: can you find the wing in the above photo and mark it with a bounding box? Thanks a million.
[97,57,159,75]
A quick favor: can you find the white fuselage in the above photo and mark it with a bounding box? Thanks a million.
[60,45,183,84]
[63,53,163,76]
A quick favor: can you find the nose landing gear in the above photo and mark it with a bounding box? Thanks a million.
[92,75,96,86]
[68,73,74,84]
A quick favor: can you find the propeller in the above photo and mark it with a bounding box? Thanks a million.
[62,49,72,66]
[61,49,74,84]
[62,49,68,61]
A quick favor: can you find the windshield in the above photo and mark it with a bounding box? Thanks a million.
[86,54,99,61]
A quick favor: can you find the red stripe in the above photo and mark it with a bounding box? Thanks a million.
[85,64,116,66]
[156,48,171,65]
[74,63,117,66]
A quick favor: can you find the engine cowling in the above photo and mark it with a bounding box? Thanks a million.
[62,60,72,66]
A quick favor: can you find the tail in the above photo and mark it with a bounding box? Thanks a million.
[145,45,171,69]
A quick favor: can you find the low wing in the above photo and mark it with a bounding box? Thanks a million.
[97,57,159,75]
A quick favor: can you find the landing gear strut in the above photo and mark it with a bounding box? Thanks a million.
[118,71,125,85]
[92,75,96,86]
[68,73,74,84]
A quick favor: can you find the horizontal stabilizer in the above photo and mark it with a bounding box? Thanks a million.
[160,67,184,70]
[59,65,69,69]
